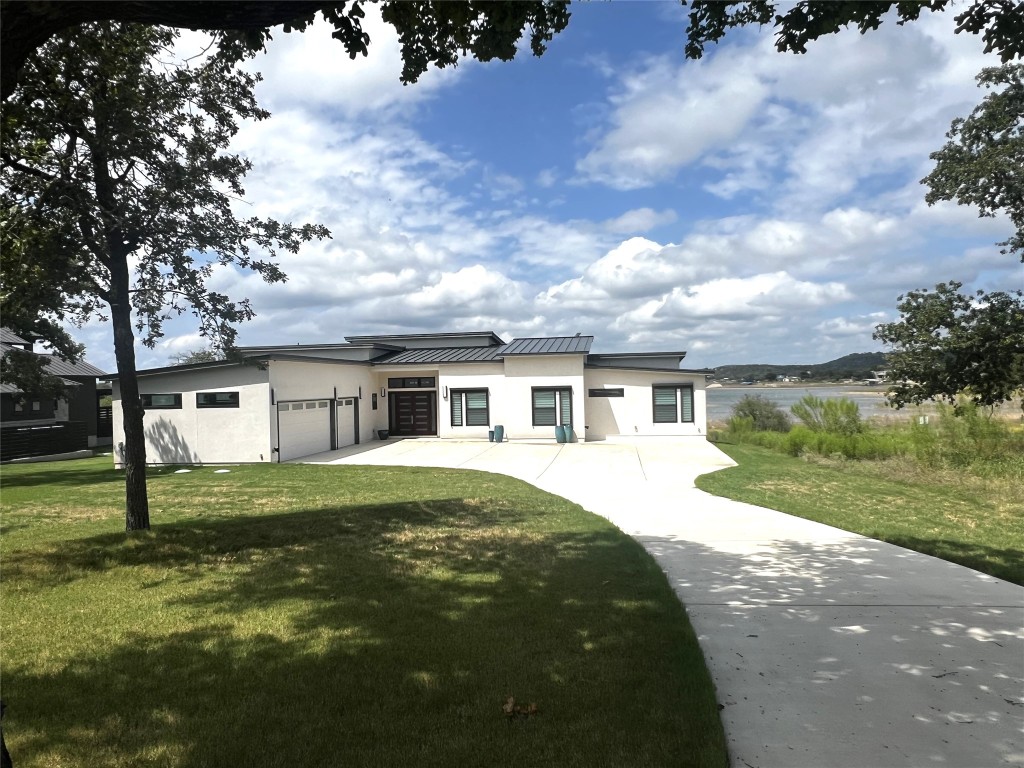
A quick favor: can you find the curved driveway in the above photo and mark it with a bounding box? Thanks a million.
[306,438,1024,767]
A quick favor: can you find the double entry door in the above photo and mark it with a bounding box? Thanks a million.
[388,391,437,436]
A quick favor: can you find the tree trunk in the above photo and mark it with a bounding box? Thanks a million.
[109,251,150,531]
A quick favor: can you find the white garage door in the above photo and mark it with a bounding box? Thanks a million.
[279,400,331,461]
[337,398,356,449]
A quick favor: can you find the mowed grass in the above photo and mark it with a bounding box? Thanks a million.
[697,443,1024,585]
[0,457,726,768]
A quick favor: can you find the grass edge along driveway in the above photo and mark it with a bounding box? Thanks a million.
[1,457,727,768]
[696,443,1023,586]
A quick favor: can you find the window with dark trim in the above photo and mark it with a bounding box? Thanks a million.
[588,388,624,398]
[387,377,435,389]
[450,389,489,427]
[197,391,240,408]
[141,393,182,409]
[652,385,694,423]
[532,387,572,427]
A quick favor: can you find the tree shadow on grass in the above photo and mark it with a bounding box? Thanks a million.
[3,501,727,768]
[879,534,1024,586]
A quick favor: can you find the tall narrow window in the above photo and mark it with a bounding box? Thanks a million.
[652,385,694,423]
[532,387,572,427]
[451,389,489,427]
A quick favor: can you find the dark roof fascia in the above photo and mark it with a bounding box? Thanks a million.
[345,331,505,346]
[108,359,246,380]
[503,350,589,356]
[588,351,688,360]
[237,342,404,353]
[263,354,372,367]
[585,363,714,375]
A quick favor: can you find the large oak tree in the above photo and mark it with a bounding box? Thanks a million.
[1,23,329,530]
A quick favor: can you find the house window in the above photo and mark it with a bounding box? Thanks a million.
[30,401,40,411]
[451,389,489,427]
[532,387,572,427]
[141,393,183,409]
[197,391,240,408]
[652,385,694,423]
[387,377,435,389]
[588,388,624,398]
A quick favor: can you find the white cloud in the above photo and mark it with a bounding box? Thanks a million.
[602,208,677,234]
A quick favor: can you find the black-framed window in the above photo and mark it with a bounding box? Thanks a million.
[652,385,694,423]
[532,387,572,427]
[588,388,624,398]
[141,393,182,409]
[387,377,435,389]
[197,391,239,409]
[451,389,489,427]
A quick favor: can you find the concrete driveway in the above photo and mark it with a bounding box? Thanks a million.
[305,438,1024,767]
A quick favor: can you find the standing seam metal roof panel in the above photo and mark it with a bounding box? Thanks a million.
[372,347,506,365]
[501,336,594,355]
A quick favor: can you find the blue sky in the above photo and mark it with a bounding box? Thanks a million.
[70,4,1021,372]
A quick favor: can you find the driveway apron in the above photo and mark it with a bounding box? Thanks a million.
[308,439,1024,767]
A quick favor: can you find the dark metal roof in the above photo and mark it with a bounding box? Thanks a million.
[0,328,30,345]
[501,336,593,355]
[373,347,505,365]
[0,343,105,378]
[40,355,106,378]
[345,331,505,347]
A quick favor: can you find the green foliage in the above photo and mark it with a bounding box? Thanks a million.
[874,281,1024,413]
[790,395,865,436]
[684,1,1024,62]
[908,401,1024,472]
[922,63,1023,261]
[730,394,791,432]
[169,348,221,365]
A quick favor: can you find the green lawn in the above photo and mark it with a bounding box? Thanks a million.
[697,443,1024,585]
[0,457,726,768]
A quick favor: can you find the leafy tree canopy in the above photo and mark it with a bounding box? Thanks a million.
[873,281,1024,413]
[169,348,221,366]
[0,0,572,100]
[4,1,1023,101]
[683,1,1024,62]
[922,63,1024,262]
[1,22,329,529]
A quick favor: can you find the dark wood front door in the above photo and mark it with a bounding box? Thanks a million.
[388,391,436,436]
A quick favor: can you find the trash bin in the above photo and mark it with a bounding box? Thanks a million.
[377,429,389,440]
[493,425,504,443]
[555,425,566,443]
[488,430,495,442]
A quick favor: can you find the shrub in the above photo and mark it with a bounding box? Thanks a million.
[791,395,864,436]
[731,395,791,432]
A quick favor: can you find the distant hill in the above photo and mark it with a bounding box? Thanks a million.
[713,352,888,382]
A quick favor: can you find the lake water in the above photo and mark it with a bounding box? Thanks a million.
[706,385,899,424]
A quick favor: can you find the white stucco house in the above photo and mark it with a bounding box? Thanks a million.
[110,331,712,465]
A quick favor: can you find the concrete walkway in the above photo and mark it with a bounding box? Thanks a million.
[304,438,1024,767]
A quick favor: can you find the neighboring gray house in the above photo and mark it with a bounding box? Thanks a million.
[1,328,108,459]
[111,330,713,466]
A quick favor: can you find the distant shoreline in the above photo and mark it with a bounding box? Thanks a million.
[711,383,888,394]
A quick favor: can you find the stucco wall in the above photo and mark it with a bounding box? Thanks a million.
[112,364,271,466]
[499,355,586,440]
[582,368,708,440]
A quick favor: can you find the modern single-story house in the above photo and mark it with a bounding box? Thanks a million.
[110,331,713,465]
